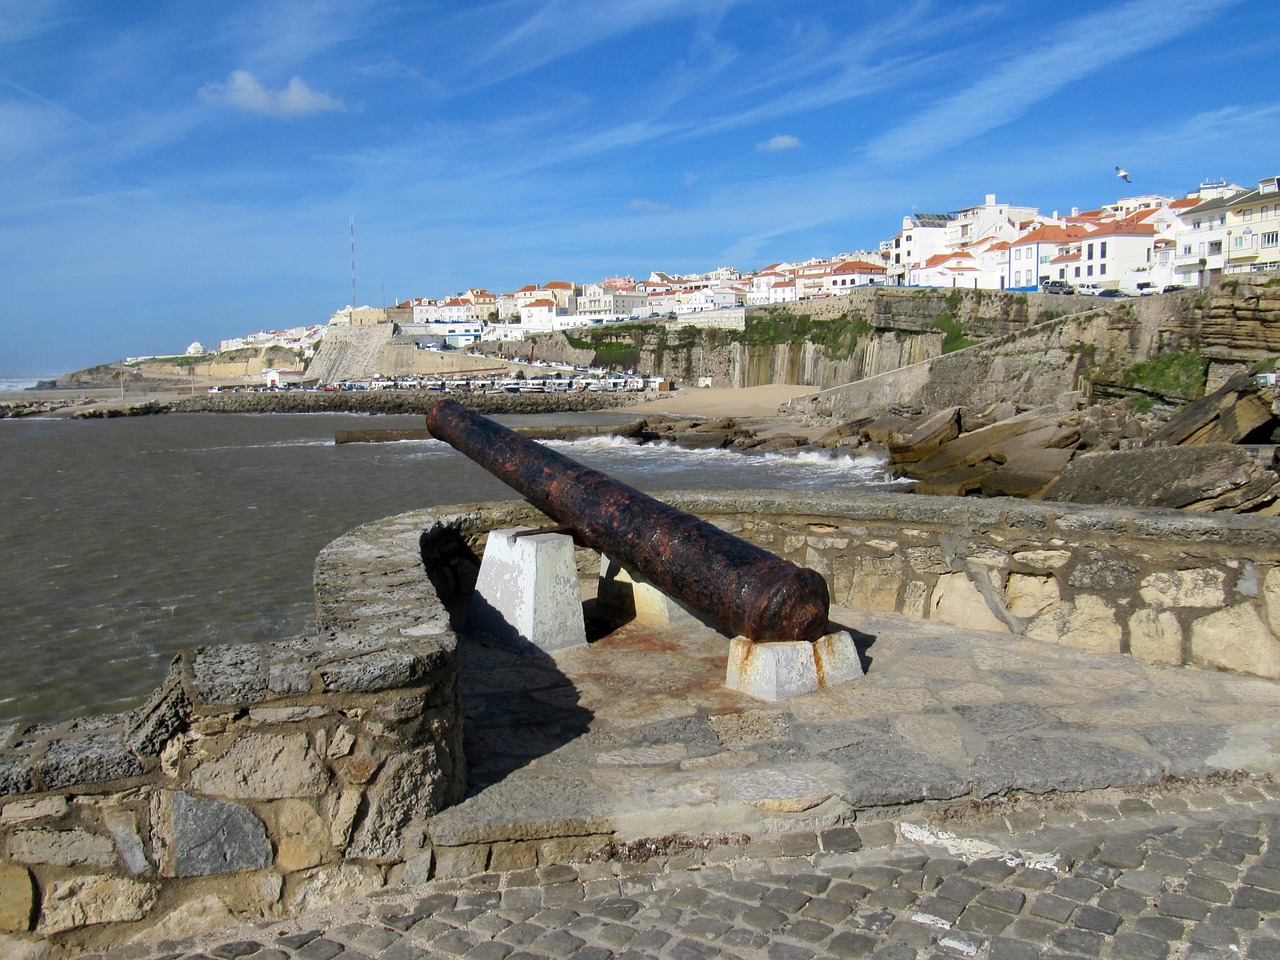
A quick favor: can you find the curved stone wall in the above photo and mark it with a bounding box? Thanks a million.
[2,492,1279,952]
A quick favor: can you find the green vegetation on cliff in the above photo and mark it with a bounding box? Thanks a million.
[735,310,872,360]
[563,309,876,369]
[933,314,976,353]
[1097,350,1209,402]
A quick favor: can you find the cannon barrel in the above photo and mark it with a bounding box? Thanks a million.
[425,398,830,642]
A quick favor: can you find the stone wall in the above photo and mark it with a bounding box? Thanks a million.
[4,491,1280,952]
[0,509,470,954]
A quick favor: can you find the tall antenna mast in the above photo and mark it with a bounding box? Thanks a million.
[350,216,357,312]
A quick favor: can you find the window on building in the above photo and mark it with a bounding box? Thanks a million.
[1087,265,1094,277]
[1086,243,1094,260]
[1074,266,1081,278]
[1100,265,1106,275]
[1183,244,1192,255]
[1193,220,1201,230]
[1100,241,1107,258]
[1263,232,1279,248]
[1244,209,1253,221]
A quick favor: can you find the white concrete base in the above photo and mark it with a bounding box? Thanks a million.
[468,527,586,654]
[725,631,864,701]
[596,554,697,626]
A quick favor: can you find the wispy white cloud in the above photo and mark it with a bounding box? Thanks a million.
[865,0,1247,164]
[0,0,71,45]
[455,0,748,90]
[220,0,380,72]
[629,198,674,213]
[198,70,344,118]
[757,134,801,152]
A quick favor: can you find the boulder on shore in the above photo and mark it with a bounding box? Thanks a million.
[1044,443,1280,512]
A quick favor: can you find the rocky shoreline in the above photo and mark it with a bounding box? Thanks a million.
[8,378,1280,514]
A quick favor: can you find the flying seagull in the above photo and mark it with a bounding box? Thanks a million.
[1115,165,1131,183]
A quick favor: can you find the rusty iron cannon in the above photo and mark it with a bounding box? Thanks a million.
[424,398,830,642]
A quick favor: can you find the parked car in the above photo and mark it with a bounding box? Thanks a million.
[1097,288,1128,298]
[1041,280,1075,294]
[1162,284,1186,293]
[1075,283,1103,296]
[1133,282,1159,296]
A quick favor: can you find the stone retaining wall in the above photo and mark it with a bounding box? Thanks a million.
[3,492,1279,953]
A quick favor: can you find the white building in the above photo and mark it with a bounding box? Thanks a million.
[1224,174,1280,276]
[886,212,955,285]
[576,283,650,320]
[824,259,887,293]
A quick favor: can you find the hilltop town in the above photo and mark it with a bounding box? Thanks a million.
[170,171,1279,371]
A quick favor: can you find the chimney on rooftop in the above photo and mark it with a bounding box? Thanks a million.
[985,193,996,205]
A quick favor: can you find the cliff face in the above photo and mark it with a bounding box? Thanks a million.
[503,287,1090,391]
[1160,277,1280,358]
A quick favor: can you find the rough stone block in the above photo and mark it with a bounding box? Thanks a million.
[39,875,156,934]
[102,807,151,876]
[191,643,268,705]
[1027,594,1122,654]
[320,648,423,693]
[1128,608,1184,665]
[468,529,586,654]
[125,662,191,757]
[190,733,327,800]
[349,747,450,862]
[36,733,145,790]
[5,827,115,867]
[0,862,34,932]
[725,631,864,701]
[1141,569,1227,609]
[930,572,1009,633]
[158,790,272,877]
[1190,603,1280,678]
[0,796,67,824]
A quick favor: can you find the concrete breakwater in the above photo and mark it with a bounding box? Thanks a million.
[2,492,1280,953]
[61,389,639,419]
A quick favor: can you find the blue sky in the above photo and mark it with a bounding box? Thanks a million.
[2,0,1277,376]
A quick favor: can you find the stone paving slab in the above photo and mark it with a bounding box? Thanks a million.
[438,608,1280,847]
[93,784,1280,960]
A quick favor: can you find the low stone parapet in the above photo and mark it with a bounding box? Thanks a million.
[0,508,471,954]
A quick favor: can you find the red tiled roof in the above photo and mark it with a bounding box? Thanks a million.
[524,299,556,308]
[831,259,886,274]
[1089,219,1157,237]
[1014,224,1091,246]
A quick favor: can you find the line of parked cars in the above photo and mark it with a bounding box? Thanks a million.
[1041,281,1187,297]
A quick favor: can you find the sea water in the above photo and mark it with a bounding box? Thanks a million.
[0,412,905,724]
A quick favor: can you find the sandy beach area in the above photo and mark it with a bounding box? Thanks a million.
[636,382,819,419]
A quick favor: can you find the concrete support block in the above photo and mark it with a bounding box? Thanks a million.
[596,554,697,627]
[725,631,863,701]
[468,528,586,654]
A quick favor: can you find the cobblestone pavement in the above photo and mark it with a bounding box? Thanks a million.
[96,782,1280,960]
